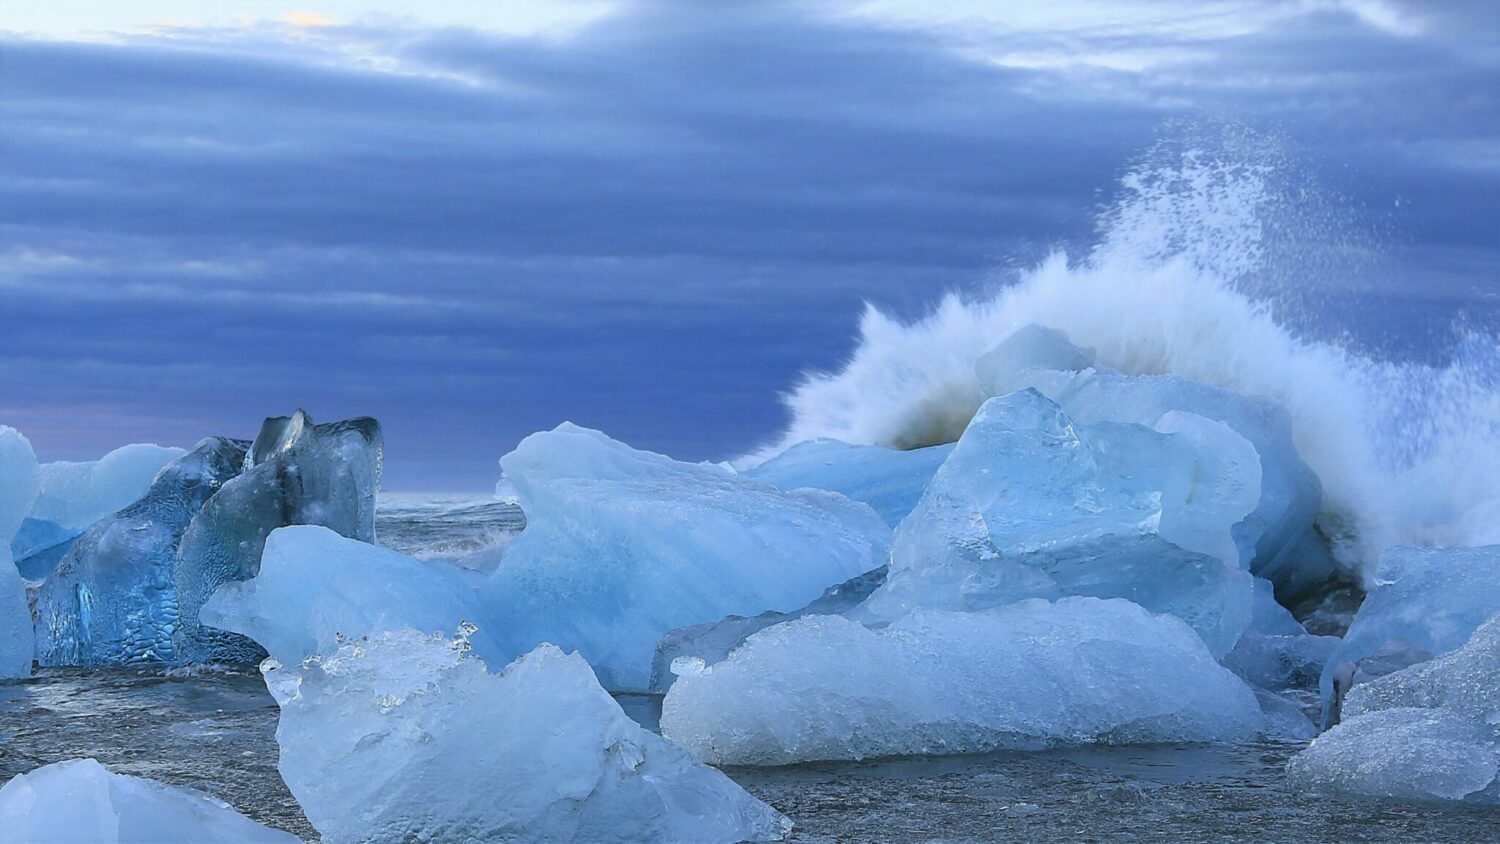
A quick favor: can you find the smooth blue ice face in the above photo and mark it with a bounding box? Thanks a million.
[747,439,954,527]
[977,325,1332,598]
[1321,544,1500,726]
[859,389,1257,657]
[480,423,892,691]
[0,426,40,679]
[10,519,78,581]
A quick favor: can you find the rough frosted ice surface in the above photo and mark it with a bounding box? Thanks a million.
[35,437,249,667]
[267,627,789,843]
[29,444,186,532]
[482,423,890,690]
[175,411,383,663]
[976,325,1331,596]
[203,525,499,667]
[1321,544,1500,725]
[661,597,1264,766]
[0,426,39,679]
[0,758,300,843]
[747,439,953,526]
[859,389,1256,657]
[1290,614,1500,804]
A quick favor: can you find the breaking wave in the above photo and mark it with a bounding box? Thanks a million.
[754,133,1500,580]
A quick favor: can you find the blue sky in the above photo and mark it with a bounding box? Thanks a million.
[1,1,1496,490]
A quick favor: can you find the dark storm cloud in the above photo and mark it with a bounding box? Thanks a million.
[0,0,1495,488]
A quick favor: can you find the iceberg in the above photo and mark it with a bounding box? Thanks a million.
[0,758,299,843]
[1289,614,1500,804]
[267,627,789,843]
[858,389,1256,657]
[747,439,953,526]
[480,423,890,690]
[1321,544,1500,725]
[661,597,1264,766]
[202,525,499,667]
[0,426,39,679]
[174,411,382,663]
[976,325,1331,596]
[29,443,186,533]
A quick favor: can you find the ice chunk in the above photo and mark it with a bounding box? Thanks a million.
[10,518,78,580]
[747,439,953,526]
[1223,577,1338,693]
[661,597,1264,766]
[0,758,300,843]
[1321,545,1500,726]
[1290,615,1500,804]
[480,423,890,690]
[35,437,249,666]
[976,325,1331,596]
[859,390,1256,657]
[0,426,39,679]
[174,411,383,663]
[30,444,186,532]
[202,525,500,667]
[267,627,789,843]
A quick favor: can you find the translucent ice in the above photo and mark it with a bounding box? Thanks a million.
[0,758,300,843]
[859,390,1256,657]
[202,525,499,667]
[1321,545,1500,725]
[1289,615,1500,804]
[1223,578,1338,693]
[0,426,39,679]
[976,325,1331,596]
[481,423,890,690]
[29,444,186,532]
[747,439,953,526]
[267,627,789,843]
[661,597,1264,766]
[174,411,383,663]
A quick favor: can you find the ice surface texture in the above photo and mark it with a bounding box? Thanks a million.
[976,325,1331,596]
[1290,614,1500,804]
[29,444,186,532]
[175,411,382,663]
[859,389,1256,657]
[0,758,299,843]
[1321,544,1500,726]
[481,423,890,690]
[267,627,789,843]
[0,427,39,679]
[747,439,953,527]
[661,597,1264,766]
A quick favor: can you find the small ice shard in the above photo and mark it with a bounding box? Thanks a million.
[0,426,39,679]
[660,597,1264,766]
[267,627,789,843]
[480,423,890,691]
[174,411,383,663]
[1289,614,1500,804]
[858,389,1256,657]
[976,325,1332,596]
[202,525,500,667]
[1320,544,1500,726]
[0,758,300,843]
[29,443,186,533]
[747,439,954,526]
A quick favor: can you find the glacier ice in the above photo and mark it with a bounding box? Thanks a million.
[29,443,186,533]
[267,627,789,843]
[858,389,1256,657]
[1223,577,1337,693]
[976,325,1331,596]
[174,411,382,663]
[480,423,890,690]
[202,525,499,667]
[0,758,299,843]
[661,597,1265,766]
[747,439,953,526]
[0,426,39,679]
[1289,614,1500,804]
[1321,544,1500,725]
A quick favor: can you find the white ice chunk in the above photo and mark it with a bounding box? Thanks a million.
[30,444,185,532]
[859,390,1256,657]
[267,628,789,843]
[0,758,299,843]
[661,597,1264,766]
[747,439,953,526]
[0,426,38,679]
[481,423,891,690]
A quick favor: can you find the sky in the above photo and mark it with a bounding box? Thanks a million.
[1,0,1496,490]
